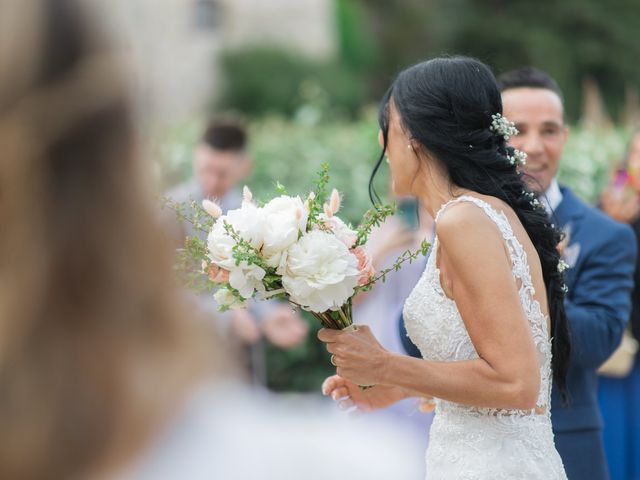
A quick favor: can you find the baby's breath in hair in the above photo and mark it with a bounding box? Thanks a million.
[507,149,527,166]
[522,190,545,211]
[490,113,519,140]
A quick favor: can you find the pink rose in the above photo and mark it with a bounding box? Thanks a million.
[207,264,230,284]
[353,246,375,286]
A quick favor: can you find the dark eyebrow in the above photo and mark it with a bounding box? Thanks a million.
[541,121,564,128]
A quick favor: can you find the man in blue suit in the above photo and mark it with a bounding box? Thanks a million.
[498,67,637,480]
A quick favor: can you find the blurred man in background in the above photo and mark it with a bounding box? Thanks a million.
[166,119,309,374]
[167,120,249,240]
[499,67,637,480]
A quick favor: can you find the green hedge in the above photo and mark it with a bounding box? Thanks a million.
[217,47,369,120]
[160,115,628,210]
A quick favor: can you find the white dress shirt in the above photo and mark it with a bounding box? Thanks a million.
[541,178,563,215]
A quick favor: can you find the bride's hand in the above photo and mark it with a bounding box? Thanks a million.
[322,375,407,412]
[317,325,390,387]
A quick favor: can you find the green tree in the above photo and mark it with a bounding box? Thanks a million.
[359,0,640,122]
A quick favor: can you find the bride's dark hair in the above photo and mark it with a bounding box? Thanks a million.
[370,56,571,402]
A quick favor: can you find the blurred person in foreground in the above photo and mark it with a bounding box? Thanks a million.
[0,0,422,479]
[165,119,308,355]
[598,129,640,480]
[498,67,637,480]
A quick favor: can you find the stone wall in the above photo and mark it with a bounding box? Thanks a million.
[94,0,335,120]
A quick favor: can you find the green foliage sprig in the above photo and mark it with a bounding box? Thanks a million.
[306,162,331,230]
[354,203,397,247]
[356,239,431,293]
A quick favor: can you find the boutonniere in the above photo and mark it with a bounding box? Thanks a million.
[557,223,579,268]
[562,242,581,269]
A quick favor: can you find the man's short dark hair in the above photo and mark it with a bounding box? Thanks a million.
[201,119,247,151]
[497,67,564,103]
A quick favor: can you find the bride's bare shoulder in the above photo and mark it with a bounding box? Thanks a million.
[436,199,498,236]
[435,200,510,267]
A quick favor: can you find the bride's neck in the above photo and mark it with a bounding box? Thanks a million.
[416,169,468,219]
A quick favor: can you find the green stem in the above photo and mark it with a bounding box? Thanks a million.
[337,306,351,329]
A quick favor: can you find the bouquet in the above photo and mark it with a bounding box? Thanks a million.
[171,164,429,331]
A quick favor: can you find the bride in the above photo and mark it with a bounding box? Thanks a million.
[319,56,571,479]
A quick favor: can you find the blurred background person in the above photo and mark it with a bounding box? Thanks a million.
[598,129,640,480]
[166,118,250,242]
[0,0,423,479]
[499,67,637,480]
[164,118,309,382]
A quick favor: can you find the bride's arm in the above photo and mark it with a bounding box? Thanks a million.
[320,204,541,410]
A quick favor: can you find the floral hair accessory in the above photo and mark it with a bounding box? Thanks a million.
[507,149,528,166]
[557,259,569,273]
[490,113,519,140]
[522,190,545,211]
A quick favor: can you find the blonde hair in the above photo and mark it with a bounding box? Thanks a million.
[0,1,218,478]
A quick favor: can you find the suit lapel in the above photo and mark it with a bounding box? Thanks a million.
[552,187,587,289]
[552,186,585,231]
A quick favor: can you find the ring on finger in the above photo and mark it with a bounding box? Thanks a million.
[330,355,337,367]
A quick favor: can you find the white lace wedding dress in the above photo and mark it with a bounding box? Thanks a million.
[403,196,567,480]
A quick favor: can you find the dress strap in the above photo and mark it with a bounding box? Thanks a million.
[434,195,521,278]
[435,195,509,235]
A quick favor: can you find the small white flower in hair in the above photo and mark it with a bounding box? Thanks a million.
[530,198,545,211]
[558,259,569,273]
[490,113,519,140]
[522,190,544,211]
[508,149,528,166]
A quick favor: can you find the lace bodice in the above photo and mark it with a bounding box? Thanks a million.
[404,195,552,416]
[403,196,566,479]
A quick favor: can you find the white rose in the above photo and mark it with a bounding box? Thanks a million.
[228,261,266,299]
[206,202,267,299]
[318,213,357,249]
[224,202,264,250]
[206,220,235,268]
[261,195,308,272]
[214,287,246,310]
[206,201,265,267]
[282,230,359,312]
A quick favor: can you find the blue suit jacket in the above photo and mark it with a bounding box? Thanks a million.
[550,186,637,433]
